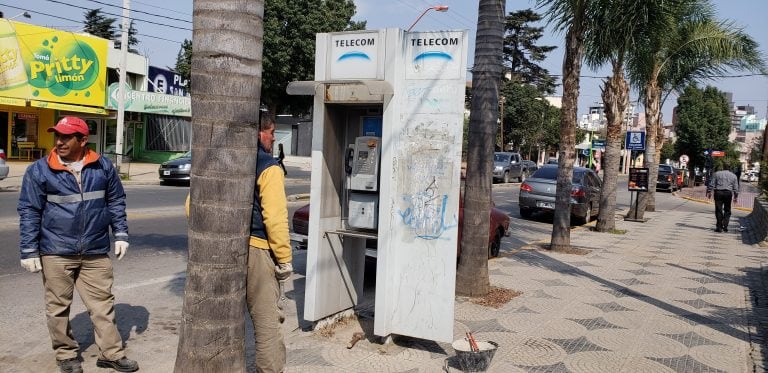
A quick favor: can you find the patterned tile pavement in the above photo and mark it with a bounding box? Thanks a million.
[281,204,768,372]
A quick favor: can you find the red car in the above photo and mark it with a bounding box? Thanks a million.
[291,200,510,258]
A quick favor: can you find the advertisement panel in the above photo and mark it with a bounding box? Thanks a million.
[628,167,649,191]
[148,66,189,97]
[107,82,191,116]
[0,20,108,107]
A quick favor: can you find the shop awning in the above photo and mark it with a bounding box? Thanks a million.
[30,100,108,115]
[286,80,393,96]
[0,96,27,107]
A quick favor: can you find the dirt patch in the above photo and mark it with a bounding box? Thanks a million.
[529,243,591,255]
[469,286,522,309]
[315,314,357,338]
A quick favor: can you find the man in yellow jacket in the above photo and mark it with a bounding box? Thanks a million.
[247,112,292,373]
[186,112,291,372]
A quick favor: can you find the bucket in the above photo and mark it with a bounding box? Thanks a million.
[452,339,498,372]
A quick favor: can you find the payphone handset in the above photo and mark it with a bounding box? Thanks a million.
[349,136,381,192]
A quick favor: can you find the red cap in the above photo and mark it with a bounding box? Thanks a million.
[48,116,89,137]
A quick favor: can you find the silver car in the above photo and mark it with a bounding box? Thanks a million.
[518,165,602,224]
[492,152,524,183]
[0,149,8,181]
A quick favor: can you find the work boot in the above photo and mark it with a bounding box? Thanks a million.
[57,358,83,373]
[96,357,139,372]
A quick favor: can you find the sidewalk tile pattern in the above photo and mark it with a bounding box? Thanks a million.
[283,208,766,372]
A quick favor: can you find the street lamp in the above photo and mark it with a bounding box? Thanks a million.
[9,12,32,20]
[406,5,449,32]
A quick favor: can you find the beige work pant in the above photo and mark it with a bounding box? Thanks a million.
[246,247,286,373]
[41,255,124,361]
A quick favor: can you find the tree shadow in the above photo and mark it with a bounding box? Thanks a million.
[509,249,752,342]
[71,303,149,354]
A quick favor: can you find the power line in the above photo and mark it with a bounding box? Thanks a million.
[417,0,475,30]
[44,0,192,31]
[0,3,184,44]
[133,0,191,16]
[83,0,191,24]
[0,3,81,24]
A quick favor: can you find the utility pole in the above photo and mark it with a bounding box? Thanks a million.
[115,0,130,173]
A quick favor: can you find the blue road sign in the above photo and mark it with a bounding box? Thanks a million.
[625,131,645,150]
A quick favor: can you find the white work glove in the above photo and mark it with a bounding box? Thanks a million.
[115,241,129,260]
[20,257,42,273]
[275,262,293,282]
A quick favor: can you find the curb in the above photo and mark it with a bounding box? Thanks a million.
[287,193,310,202]
[679,194,753,212]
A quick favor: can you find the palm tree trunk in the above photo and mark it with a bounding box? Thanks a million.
[175,1,264,371]
[595,62,628,232]
[550,8,585,251]
[633,81,661,219]
[457,0,505,297]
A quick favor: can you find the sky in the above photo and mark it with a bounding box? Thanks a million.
[7,0,768,121]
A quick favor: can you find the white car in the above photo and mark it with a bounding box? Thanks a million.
[742,170,758,182]
[0,149,8,180]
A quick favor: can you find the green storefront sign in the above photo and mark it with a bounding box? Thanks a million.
[107,82,190,117]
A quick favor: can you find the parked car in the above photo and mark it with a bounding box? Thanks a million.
[656,164,678,192]
[0,149,8,181]
[742,170,759,182]
[522,160,539,175]
[493,152,524,183]
[291,199,511,258]
[158,151,191,184]
[518,164,602,225]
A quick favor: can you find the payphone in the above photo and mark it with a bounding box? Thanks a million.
[346,136,381,230]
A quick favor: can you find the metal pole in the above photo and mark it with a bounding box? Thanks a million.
[115,0,130,173]
[633,191,639,220]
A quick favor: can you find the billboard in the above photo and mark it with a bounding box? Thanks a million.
[0,20,108,107]
[148,66,189,97]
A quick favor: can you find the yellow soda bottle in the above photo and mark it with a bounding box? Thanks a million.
[0,19,28,90]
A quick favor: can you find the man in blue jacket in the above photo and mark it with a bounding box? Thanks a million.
[17,116,139,373]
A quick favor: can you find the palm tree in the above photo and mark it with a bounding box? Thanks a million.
[627,0,765,218]
[174,1,265,371]
[585,0,659,232]
[538,0,594,250]
[457,0,506,296]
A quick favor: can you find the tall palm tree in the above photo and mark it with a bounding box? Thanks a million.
[174,1,265,371]
[586,0,662,232]
[457,0,506,296]
[627,0,765,218]
[538,0,593,250]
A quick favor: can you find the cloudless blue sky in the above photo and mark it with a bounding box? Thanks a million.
[8,0,767,120]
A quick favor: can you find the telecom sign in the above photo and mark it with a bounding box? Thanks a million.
[406,31,465,80]
[329,31,381,80]
[625,131,645,150]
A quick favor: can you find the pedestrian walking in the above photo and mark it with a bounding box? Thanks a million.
[17,116,139,373]
[706,162,739,232]
[277,142,288,176]
[248,111,292,372]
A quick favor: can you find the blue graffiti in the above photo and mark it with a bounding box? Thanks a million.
[398,178,457,240]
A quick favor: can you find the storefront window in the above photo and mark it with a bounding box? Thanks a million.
[11,113,38,158]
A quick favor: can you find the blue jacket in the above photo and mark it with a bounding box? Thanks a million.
[18,149,129,259]
[250,144,280,240]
